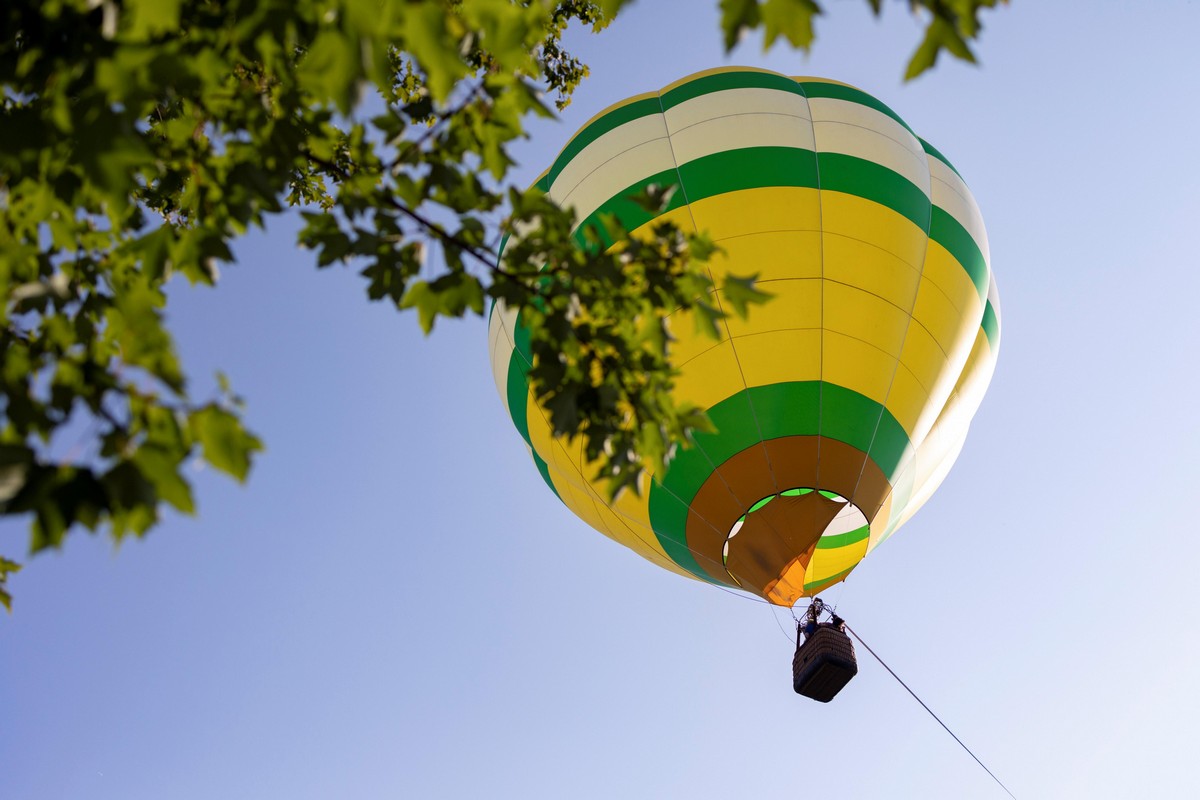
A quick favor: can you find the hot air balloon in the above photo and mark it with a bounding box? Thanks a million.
[488,66,1000,610]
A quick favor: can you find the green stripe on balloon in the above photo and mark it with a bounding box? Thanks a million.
[981,300,1000,349]
[550,71,809,188]
[804,564,857,592]
[571,167,684,251]
[816,151,931,232]
[680,145,818,200]
[816,524,871,549]
[512,314,532,364]
[659,69,806,110]
[919,137,963,181]
[548,97,662,187]
[644,477,734,585]
[930,206,989,300]
[646,381,912,575]
[532,451,561,502]
[815,383,910,474]
[550,74,919,193]
[505,355,531,447]
[793,80,916,138]
[549,71,921,204]
[567,146,990,300]
[571,147,819,249]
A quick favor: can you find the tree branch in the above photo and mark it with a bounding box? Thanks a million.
[302,151,503,273]
[386,80,488,171]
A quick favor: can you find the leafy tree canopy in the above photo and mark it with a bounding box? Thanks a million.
[0,0,1001,610]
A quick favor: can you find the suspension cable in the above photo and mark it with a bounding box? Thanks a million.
[770,604,795,644]
[843,623,1017,799]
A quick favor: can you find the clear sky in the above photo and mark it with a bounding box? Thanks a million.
[3,3,1200,798]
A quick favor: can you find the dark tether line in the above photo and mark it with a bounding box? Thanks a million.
[844,623,1017,799]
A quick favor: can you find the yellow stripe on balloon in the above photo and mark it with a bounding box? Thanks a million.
[822,231,922,310]
[688,187,822,244]
[819,190,928,272]
[887,362,934,442]
[805,536,870,587]
[911,275,980,366]
[723,279,821,339]
[672,341,746,412]
[823,281,912,359]
[729,329,823,390]
[919,242,985,337]
[706,229,824,283]
[822,331,904,420]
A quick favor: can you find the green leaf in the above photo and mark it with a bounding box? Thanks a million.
[72,110,152,202]
[719,0,761,51]
[593,0,637,22]
[24,467,109,551]
[100,461,158,540]
[402,4,470,102]
[400,271,485,332]
[132,446,195,514]
[629,183,678,214]
[399,280,440,334]
[905,16,978,80]
[544,389,581,437]
[124,0,183,40]
[678,404,718,437]
[759,0,821,51]
[459,0,544,73]
[0,557,21,613]
[688,232,720,262]
[637,421,667,474]
[721,273,773,318]
[191,406,262,482]
[106,281,186,393]
[299,30,362,113]
[299,213,354,267]
[692,300,725,340]
[0,445,34,505]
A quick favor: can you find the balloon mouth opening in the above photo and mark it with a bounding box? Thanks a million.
[720,488,854,566]
[720,488,870,606]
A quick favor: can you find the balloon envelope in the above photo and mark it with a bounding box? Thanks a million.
[488,67,1000,605]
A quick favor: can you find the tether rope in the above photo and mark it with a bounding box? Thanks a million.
[843,623,1017,800]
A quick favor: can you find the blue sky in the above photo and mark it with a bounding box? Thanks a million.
[3,3,1200,798]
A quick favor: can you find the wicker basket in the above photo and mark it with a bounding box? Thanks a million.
[793,625,858,702]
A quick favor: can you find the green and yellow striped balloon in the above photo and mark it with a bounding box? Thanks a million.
[488,67,1000,606]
